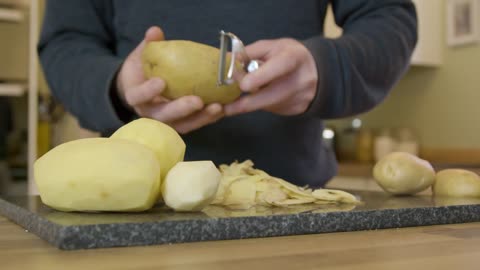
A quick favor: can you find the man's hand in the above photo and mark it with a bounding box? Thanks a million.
[224,38,318,116]
[116,26,224,134]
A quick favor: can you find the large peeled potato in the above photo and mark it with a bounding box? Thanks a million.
[142,40,242,104]
[373,152,435,195]
[433,169,480,198]
[111,118,185,181]
[34,138,160,212]
[162,161,221,212]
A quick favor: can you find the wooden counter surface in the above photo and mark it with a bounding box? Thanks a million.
[2,215,480,270]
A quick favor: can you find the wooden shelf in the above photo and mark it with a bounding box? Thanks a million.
[0,83,26,96]
[0,7,24,23]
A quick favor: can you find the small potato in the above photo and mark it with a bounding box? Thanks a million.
[373,152,435,195]
[433,169,480,198]
[34,138,161,212]
[162,161,221,212]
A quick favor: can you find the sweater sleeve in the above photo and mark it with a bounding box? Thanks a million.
[38,0,134,134]
[302,0,418,119]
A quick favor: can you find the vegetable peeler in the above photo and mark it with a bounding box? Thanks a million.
[217,30,261,86]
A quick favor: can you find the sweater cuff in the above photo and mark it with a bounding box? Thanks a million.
[109,63,137,125]
[301,36,341,119]
[91,57,136,135]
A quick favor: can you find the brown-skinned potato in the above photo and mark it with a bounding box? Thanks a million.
[142,40,242,104]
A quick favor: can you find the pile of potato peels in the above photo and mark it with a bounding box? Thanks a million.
[212,160,360,210]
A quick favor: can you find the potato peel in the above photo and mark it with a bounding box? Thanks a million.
[212,160,360,209]
[312,189,359,204]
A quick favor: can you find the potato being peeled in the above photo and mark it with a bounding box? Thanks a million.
[373,152,435,195]
[162,161,221,212]
[34,138,161,212]
[142,40,242,104]
[433,169,480,198]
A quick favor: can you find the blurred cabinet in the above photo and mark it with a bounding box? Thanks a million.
[24,0,97,194]
[0,7,29,81]
[324,0,443,67]
[410,0,443,66]
[323,4,341,39]
[0,1,30,195]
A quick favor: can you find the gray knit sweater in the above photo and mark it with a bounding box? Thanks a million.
[38,0,417,187]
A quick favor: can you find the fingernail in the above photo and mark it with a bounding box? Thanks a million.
[208,104,222,114]
[189,97,204,110]
[240,78,252,91]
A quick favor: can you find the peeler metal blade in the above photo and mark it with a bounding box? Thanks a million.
[217,30,230,86]
[217,30,260,86]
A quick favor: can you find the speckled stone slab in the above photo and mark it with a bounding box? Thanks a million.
[1,191,480,250]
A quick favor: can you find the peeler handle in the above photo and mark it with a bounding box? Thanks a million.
[246,60,260,73]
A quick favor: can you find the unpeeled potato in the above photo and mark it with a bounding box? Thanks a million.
[433,169,480,198]
[142,40,242,104]
[373,152,435,195]
[34,138,161,212]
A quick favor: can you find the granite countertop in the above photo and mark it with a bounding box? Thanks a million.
[1,190,480,250]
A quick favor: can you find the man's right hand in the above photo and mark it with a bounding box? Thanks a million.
[115,26,224,134]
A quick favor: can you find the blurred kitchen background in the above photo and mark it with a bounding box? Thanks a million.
[0,0,479,195]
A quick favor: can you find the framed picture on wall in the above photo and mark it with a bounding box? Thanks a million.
[446,0,479,46]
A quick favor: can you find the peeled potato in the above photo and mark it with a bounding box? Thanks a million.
[433,169,480,198]
[373,152,435,195]
[142,40,242,104]
[162,161,221,212]
[111,118,185,181]
[34,138,160,212]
